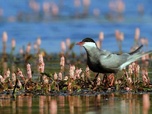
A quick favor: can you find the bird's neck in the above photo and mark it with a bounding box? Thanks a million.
[84,46,100,57]
[83,42,98,52]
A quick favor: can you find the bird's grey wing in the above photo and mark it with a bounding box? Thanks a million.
[100,53,129,69]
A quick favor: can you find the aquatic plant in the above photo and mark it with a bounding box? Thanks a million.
[0,52,150,97]
[0,31,151,97]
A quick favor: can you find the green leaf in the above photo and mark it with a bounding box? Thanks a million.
[41,72,52,77]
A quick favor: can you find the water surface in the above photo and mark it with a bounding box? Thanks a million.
[0,93,151,114]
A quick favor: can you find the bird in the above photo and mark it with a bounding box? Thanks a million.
[76,38,152,77]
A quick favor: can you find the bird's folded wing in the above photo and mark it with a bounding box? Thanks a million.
[100,53,129,69]
[119,50,152,70]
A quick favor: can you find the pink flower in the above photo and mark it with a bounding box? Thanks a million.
[135,64,140,74]
[61,41,66,52]
[125,87,130,91]
[93,8,100,17]
[6,69,10,78]
[75,68,82,79]
[69,65,75,79]
[2,31,8,43]
[43,2,51,14]
[74,0,81,7]
[51,3,59,16]
[34,42,38,50]
[64,76,68,81]
[60,55,65,67]
[96,40,100,49]
[140,38,148,46]
[109,0,125,13]
[38,54,45,73]
[99,32,104,41]
[86,66,89,72]
[43,75,49,84]
[119,32,124,41]
[54,72,58,80]
[36,37,41,46]
[19,48,24,55]
[131,62,140,76]
[11,38,16,48]
[39,54,44,62]
[134,28,140,40]
[58,72,63,80]
[107,73,115,86]
[115,30,124,41]
[26,43,31,53]
[127,77,132,83]
[97,77,101,85]
[3,69,10,79]
[12,72,16,83]
[0,75,5,83]
[142,75,148,83]
[142,69,149,84]
[27,63,32,79]
[66,38,71,48]
[38,62,45,73]
[128,64,133,75]
[17,68,24,78]
[29,0,40,12]
[115,30,120,40]
[83,0,90,7]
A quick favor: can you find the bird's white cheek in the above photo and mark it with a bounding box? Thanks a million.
[83,42,97,49]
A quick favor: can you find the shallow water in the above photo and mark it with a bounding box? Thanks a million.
[0,93,152,114]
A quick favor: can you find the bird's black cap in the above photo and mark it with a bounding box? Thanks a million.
[82,38,96,43]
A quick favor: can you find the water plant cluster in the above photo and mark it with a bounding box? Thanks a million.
[0,30,152,97]
[0,51,152,97]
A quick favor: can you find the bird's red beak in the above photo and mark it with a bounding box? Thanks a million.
[76,41,84,46]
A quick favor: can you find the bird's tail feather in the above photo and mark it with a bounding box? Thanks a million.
[120,50,152,70]
[129,45,143,55]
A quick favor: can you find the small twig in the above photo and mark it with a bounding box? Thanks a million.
[12,79,18,98]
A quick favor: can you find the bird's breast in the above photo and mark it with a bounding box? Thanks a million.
[87,56,102,72]
[87,56,117,73]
